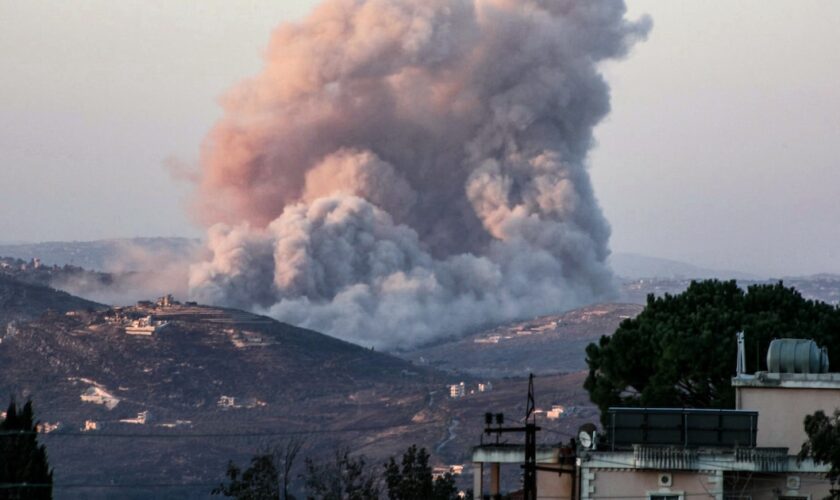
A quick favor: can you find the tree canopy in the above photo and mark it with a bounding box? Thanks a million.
[585,280,840,419]
[212,454,281,500]
[212,440,303,500]
[0,399,53,500]
[383,445,458,500]
[799,410,840,499]
[303,448,380,500]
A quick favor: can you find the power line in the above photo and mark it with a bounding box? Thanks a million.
[0,420,449,439]
[0,479,827,495]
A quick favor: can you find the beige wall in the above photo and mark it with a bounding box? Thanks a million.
[738,386,840,451]
[727,472,829,500]
[584,469,723,500]
[471,463,574,499]
[585,469,831,500]
[536,466,574,500]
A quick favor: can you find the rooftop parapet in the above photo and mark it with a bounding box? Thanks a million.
[733,371,840,389]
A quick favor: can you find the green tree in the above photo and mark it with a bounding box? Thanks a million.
[0,399,53,500]
[585,280,840,420]
[303,448,380,500]
[279,439,304,500]
[212,454,281,500]
[384,445,458,500]
[799,409,840,499]
[213,440,303,500]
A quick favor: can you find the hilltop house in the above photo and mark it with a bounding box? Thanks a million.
[471,338,838,499]
[125,315,168,336]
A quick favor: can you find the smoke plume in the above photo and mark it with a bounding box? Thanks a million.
[188,0,651,348]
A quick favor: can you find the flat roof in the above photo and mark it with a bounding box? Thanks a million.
[609,407,757,415]
[472,444,565,464]
[733,372,840,389]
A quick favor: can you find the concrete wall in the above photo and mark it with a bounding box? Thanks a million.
[583,469,831,500]
[738,386,840,450]
[471,464,574,499]
[727,472,830,500]
[536,465,574,500]
[582,469,723,500]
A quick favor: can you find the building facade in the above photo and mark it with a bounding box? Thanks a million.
[472,339,837,500]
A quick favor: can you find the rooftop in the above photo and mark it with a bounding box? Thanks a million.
[732,371,840,389]
[473,444,572,464]
[583,445,829,474]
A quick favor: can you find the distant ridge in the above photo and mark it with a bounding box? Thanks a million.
[0,237,200,271]
[609,252,761,280]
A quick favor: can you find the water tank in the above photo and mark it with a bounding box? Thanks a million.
[766,339,829,374]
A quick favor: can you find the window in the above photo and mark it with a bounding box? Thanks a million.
[650,495,680,500]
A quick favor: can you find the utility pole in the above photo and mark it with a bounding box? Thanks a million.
[483,373,540,500]
[523,374,537,500]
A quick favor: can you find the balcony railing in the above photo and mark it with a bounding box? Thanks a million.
[631,445,789,472]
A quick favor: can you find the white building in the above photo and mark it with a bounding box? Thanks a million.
[80,386,120,410]
[119,411,151,425]
[450,382,466,399]
[546,405,564,420]
[217,395,236,408]
[125,316,168,336]
[36,422,60,433]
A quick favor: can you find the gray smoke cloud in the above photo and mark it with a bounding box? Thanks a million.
[188,0,651,349]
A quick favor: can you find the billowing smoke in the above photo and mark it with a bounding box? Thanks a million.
[188,0,651,348]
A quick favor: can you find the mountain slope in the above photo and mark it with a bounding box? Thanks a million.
[0,274,105,329]
[0,301,446,498]
[399,303,644,378]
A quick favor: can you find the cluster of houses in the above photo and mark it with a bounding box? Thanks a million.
[470,338,840,499]
[103,295,183,336]
[450,381,493,399]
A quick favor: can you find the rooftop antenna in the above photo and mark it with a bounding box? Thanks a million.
[482,374,540,500]
[526,373,536,423]
[524,373,537,500]
[736,331,746,376]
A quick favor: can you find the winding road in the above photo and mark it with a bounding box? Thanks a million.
[435,417,460,454]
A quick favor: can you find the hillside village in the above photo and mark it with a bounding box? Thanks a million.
[2,269,840,499]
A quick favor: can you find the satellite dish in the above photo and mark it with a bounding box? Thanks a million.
[578,430,592,449]
[577,423,597,450]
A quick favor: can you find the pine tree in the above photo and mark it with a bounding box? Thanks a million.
[384,445,458,500]
[303,448,380,500]
[212,454,281,500]
[0,399,53,500]
[585,280,840,421]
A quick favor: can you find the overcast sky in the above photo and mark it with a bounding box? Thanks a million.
[0,1,838,277]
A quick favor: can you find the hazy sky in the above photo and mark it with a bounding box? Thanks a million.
[0,1,838,277]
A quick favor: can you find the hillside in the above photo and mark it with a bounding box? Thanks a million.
[0,290,626,498]
[399,303,644,378]
[0,301,448,498]
[0,274,104,329]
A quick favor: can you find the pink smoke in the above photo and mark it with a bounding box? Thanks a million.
[187,0,651,348]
